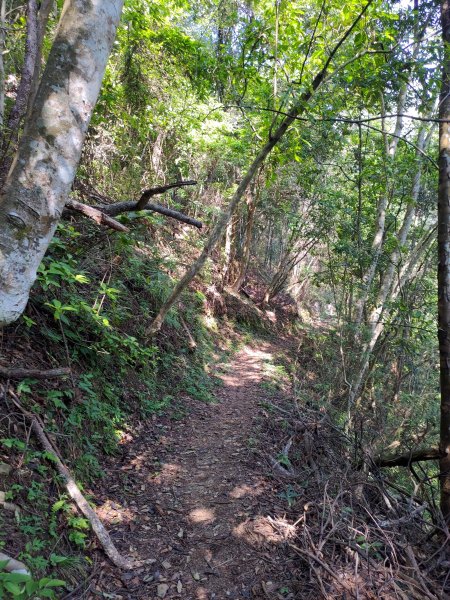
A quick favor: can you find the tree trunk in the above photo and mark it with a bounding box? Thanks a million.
[349,225,436,410]
[0,0,39,186]
[231,185,259,291]
[0,0,6,127]
[348,119,433,408]
[0,0,124,326]
[24,0,54,122]
[438,0,450,524]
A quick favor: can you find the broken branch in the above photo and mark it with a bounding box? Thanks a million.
[374,447,442,468]
[99,200,202,228]
[0,552,30,575]
[64,199,129,232]
[6,389,135,570]
[70,180,201,228]
[136,180,198,209]
[142,202,202,228]
[0,366,71,380]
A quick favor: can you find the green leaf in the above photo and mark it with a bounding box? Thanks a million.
[39,577,65,587]
[4,580,22,594]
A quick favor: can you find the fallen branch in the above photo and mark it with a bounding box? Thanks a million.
[268,438,299,479]
[135,180,197,210]
[268,455,299,479]
[87,180,202,227]
[139,202,202,228]
[180,316,197,350]
[289,543,353,593]
[64,199,129,232]
[0,552,30,575]
[68,180,201,228]
[6,390,135,570]
[374,448,442,468]
[0,366,71,380]
[376,505,428,528]
[99,200,202,228]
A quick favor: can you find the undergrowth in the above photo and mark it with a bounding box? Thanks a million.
[0,218,237,594]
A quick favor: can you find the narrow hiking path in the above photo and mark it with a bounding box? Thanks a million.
[90,342,298,599]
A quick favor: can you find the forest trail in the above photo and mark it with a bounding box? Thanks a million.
[92,342,296,600]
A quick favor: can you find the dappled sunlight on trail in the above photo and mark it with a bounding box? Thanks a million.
[92,341,297,599]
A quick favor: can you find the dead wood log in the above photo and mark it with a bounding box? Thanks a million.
[0,366,71,380]
[180,316,197,350]
[6,390,135,570]
[0,552,30,575]
[64,199,129,232]
[374,447,442,468]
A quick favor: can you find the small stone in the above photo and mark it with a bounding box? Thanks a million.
[177,580,182,593]
[192,572,201,581]
[162,560,171,569]
[157,583,169,598]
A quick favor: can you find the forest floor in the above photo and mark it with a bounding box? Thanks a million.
[86,340,300,600]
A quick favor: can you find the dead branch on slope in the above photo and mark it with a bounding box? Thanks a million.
[67,179,202,229]
[0,366,71,380]
[64,200,129,232]
[374,447,442,468]
[4,387,136,570]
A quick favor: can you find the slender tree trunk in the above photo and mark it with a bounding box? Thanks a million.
[24,0,54,122]
[0,0,124,326]
[146,0,374,337]
[0,0,6,128]
[355,32,427,328]
[438,0,450,523]
[232,185,259,291]
[355,85,408,327]
[0,0,38,185]
[222,215,237,286]
[349,226,435,409]
[348,118,433,407]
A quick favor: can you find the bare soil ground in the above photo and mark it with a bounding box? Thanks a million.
[88,342,298,600]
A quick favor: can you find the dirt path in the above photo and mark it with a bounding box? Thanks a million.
[91,342,296,599]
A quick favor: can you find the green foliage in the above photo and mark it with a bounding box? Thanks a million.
[0,0,445,587]
[0,565,65,600]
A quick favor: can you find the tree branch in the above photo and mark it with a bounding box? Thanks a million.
[64,199,129,232]
[374,448,442,468]
[6,388,136,570]
[74,180,202,228]
[135,180,197,209]
[101,180,200,224]
[143,203,203,228]
[0,366,71,379]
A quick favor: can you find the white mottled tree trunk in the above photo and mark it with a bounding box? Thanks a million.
[0,0,124,326]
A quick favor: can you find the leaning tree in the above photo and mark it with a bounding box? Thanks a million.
[0,0,124,326]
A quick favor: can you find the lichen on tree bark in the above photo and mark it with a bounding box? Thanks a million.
[0,0,124,326]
